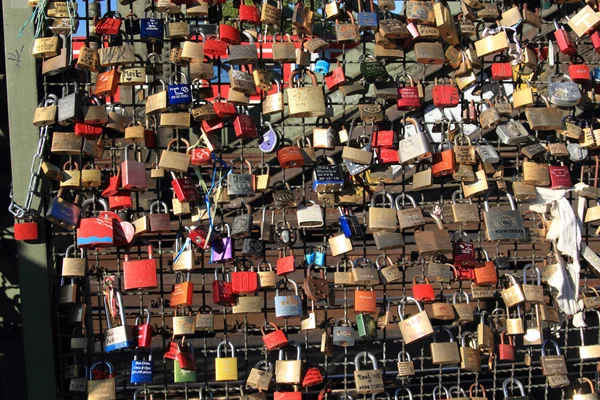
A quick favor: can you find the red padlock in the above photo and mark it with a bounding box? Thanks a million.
[190,147,212,166]
[371,124,396,149]
[412,275,435,301]
[121,144,147,192]
[592,31,600,54]
[261,322,289,351]
[202,118,224,133]
[102,169,122,197]
[549,163,572,189]
[231,261,259,294]
[275,392,302,400]
[396,75,421,110]
[452,232,476,266]
[123,240,158,290]
[431,77,459,108]
[354,288,377,313]
[203,36,229,57]
[277,139,305,169]
[376,148,400,164]
[164,341,179,360]
[77,198,114,248]
[325,61,347,90]
[95,11,122,35]
[233,109,258,139]
[74,123,103,137]
[432,140,456,177]
[498,331,515,361]
[144,117,157,148]
[14,219,39,241]
[108,191,133,210]
[133,309,153,348]
[171,172,201,202]
[176,340,196,370]
[212,266,235,306]
[213,97,238,119]
[239,0,261,24]
[302,367,324,388]
[219,23,241,44]
[490,55,513,80]
[553,19,577,55]
[568,55,591,83]
[276,248,296,275]
[454,264,474,281]
[189,225,209,248]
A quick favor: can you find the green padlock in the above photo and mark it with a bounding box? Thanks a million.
[174,362,197,383]
[356,312,378,340]
[359,55,389,84]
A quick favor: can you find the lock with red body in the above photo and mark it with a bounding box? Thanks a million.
[302,367,324,387]
[231,260,259,295]
[212,266,235,306]
[108,191,133,210]
[277,139,305,169]
[569,55,591,83]
[204,36,229,57]
[14,218,39,241]
[213,96,238,119]
[121,144,147,192]
[553,19,577,55]
[123,239,158,290]
[133,309,153,348]
[239,0,261,24]
[189,225,209,248]
[95,11,122,35]
[77,198,114,248]
[171,172,201,202]
[452,231,476,266]
[549,163,572,189]
[432,77,459,107]
[376,148,400,164]
[412,275,435,301]
[234,107,258,139]
[325,61,347,90]
[371,122,396,149]
[490,55,513,80]
[592,31,600,54]
[396,74,421,109]
[261,322,289,351]
[498,331,515,361]
[190,147,212,166]
[219,23,241,44]
[75,123,103,137]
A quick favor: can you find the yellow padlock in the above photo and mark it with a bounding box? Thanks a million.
[215,341,238,381]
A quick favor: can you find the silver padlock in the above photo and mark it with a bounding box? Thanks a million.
[548,73,581,107]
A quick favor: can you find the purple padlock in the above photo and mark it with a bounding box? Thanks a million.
[211,224,234,263]
[258,122,279,153]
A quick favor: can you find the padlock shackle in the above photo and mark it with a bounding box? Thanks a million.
[461,331,477,348]
[502,378,525,397]
[65,244,84,259]
[375,255,394,269]
[432,325,454,342]
[397,296,423,320]
[432,385,450,400]
[354,351,378,370]
[260,321,280,336]
[371,190,394,208]
[278,340,302,360]
[469,383,486,397]
[452,290,470,305]
[216,340,235,357]
[397,350,412,362]
[124,238,153,262]
[254,359,273,372]
[394,388,413,400]
[275,279,299,295]
[149,200,169,214]
[394,193,417,210]
[81,197,109,213]
[522,263,541,285]
[483,188,517,211]
[541,338,561,356]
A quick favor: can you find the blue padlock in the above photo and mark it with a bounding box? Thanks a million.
[305,247,316,264]
[140,7,164,43]
[130,350,154,384]
[314,58,331,75]
[168,71,192,107]
[338,206,364,239]
[315,247,326,266]
[357,0,378,31]
[594,67,600,82]
[46,190,82,230]
[274,279,304,318]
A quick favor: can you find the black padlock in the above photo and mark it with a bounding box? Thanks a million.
[125,13,141,36]
[242,238,264,259]
[273,220,297,247]
[231,205,253,239]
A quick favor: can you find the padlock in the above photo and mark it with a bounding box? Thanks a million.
[140,7,164,42]
[501,273,526,308]
[396,351,415,377]
[215,341,238,381]
[286,68,326,118]
[173,340,196,383]
[376,255,402,283]
[170,272,194,307]
[210,224,234,264]
[130,350,153,384]
[132,309,153,349]
[395,193,425,231]
[313,156,344,193]
[574,378,598,400]
[540,339,569,379]
[459,331,480,371]
[159,138,191,174]
[274,279,303,318]
[212,266,235,306]
[275,341,302,384]
[296,201,324,229]
[354,352,384,394]
[33,31,61,58]
[477,311,494,352]
[118,144,146,192]
[123,240,157,291]
[46,188,81,230]
[397,297,434,344]
[356,312,378,340]
[548,73,581,107]
[453,291,474,322]
[472,248,497,286]
[430,326,460,365]
[359,55,390,83]
[226,158,255,198]
[104,288,133,352]
[482,189,526,241]
[261,321,289,351]
[147,200,170,234]
[57,81,83,126]
[338,206,364,239]
[247,360,274,391]
[427,258,454,283]
[451,190,480,224]
[77,199,114,248]
[231,261,258,295]
[58,278,78,305]
[522,264,544,304]
[399,118,433,164]
[87,361,116,400]
[173,307,195,336]
[368,191,397,232]
[451,231,475,266]
[332,318,355,346]
[411,275,435,302]
[414,214,453,256]
[33,94,59,127]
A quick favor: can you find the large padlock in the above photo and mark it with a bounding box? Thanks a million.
[231,261,258,295]
[430,326,461,365]
[140,6,164,42]
[228,158,256,198]
[482,189,526,241]
[148,200,171,233]
[368,191,398,232]
[397,297,434,344]
[130,350,153,384]
[159,138,191,173]
[353,352,385,394]
[77,199,114,248]
[547,73,581,107]
[120,144,146,192]
[275,342,302,384]
[274,279,303,318]
[286,69,326,118]
[229,32,259,65]
[87,361,116,400]
[123,240,157,291]
[414,214,453,256]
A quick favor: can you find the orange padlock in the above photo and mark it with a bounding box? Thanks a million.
[354,287,377,314]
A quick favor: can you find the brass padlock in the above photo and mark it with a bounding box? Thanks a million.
[397,297,434,344]
[430,326,461,365]
[368,191,398,232]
